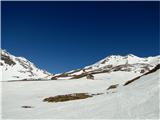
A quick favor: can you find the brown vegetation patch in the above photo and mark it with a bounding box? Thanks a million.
[71,73,87,79]
[57,73,69,77]
[43,93,93,103]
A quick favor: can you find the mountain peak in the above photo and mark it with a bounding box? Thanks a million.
[106,54,139,60]
[0,49,52,81]
[126,54,138,57]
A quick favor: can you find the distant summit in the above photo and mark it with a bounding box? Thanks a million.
[52,54,159,80]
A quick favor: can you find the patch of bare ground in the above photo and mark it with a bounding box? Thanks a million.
[21,106,34,108]
[71,73,87,79]
[107,84,119,90]
[43,93,103,103]
[123,76,141,86]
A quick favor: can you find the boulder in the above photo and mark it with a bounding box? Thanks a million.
[51,76,58,80]
[86,74,94,80]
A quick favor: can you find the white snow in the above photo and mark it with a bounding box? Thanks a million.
[85,54,159,71]
[1,49,159,119]
[0,49,52,81]
[62,54,159,78]
[2,69,159,119]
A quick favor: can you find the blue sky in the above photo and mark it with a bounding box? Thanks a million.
[2,1,159,73]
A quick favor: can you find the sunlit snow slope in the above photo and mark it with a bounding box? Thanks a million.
[53,54,159,79]
[0,49,52,81]
[2,65,159,119]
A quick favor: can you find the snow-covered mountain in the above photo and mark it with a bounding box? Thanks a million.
[52,54,159,79]
[0,49,52,81]
[1,49,159,81]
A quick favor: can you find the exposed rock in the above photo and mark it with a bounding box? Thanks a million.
[124,76,141,86]
[0,62,3,66]
[112,64,132,72]
[21,106,33,108]
[1,49,52,81]
[144,64,160,75]
[101,60,106,64]
[86,74,94,80]
[140,69,145,73]
[1,54,16,66]
[124,64,160,86]
[51,76,58,80]
[107,84,119,90]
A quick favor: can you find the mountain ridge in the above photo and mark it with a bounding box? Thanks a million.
[0,49,159,81]
[52,53,159,80]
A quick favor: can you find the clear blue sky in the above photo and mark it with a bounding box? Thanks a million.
[2,1,159,73]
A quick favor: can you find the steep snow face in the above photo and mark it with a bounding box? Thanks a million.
[2,66,159,119]
[0,49,52,81]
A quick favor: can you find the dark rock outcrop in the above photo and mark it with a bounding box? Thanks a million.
[86,74,94,80]
[107,84,119,90]
[1,54,16,66]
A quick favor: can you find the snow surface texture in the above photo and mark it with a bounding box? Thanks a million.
[0,49,52,81]
[2,68,160,119]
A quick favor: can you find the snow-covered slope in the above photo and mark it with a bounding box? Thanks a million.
[2,65,159,119]
[53,54,159,79]
[1,49,159,81]
[85,54,159,70]
[0,49,52,81]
